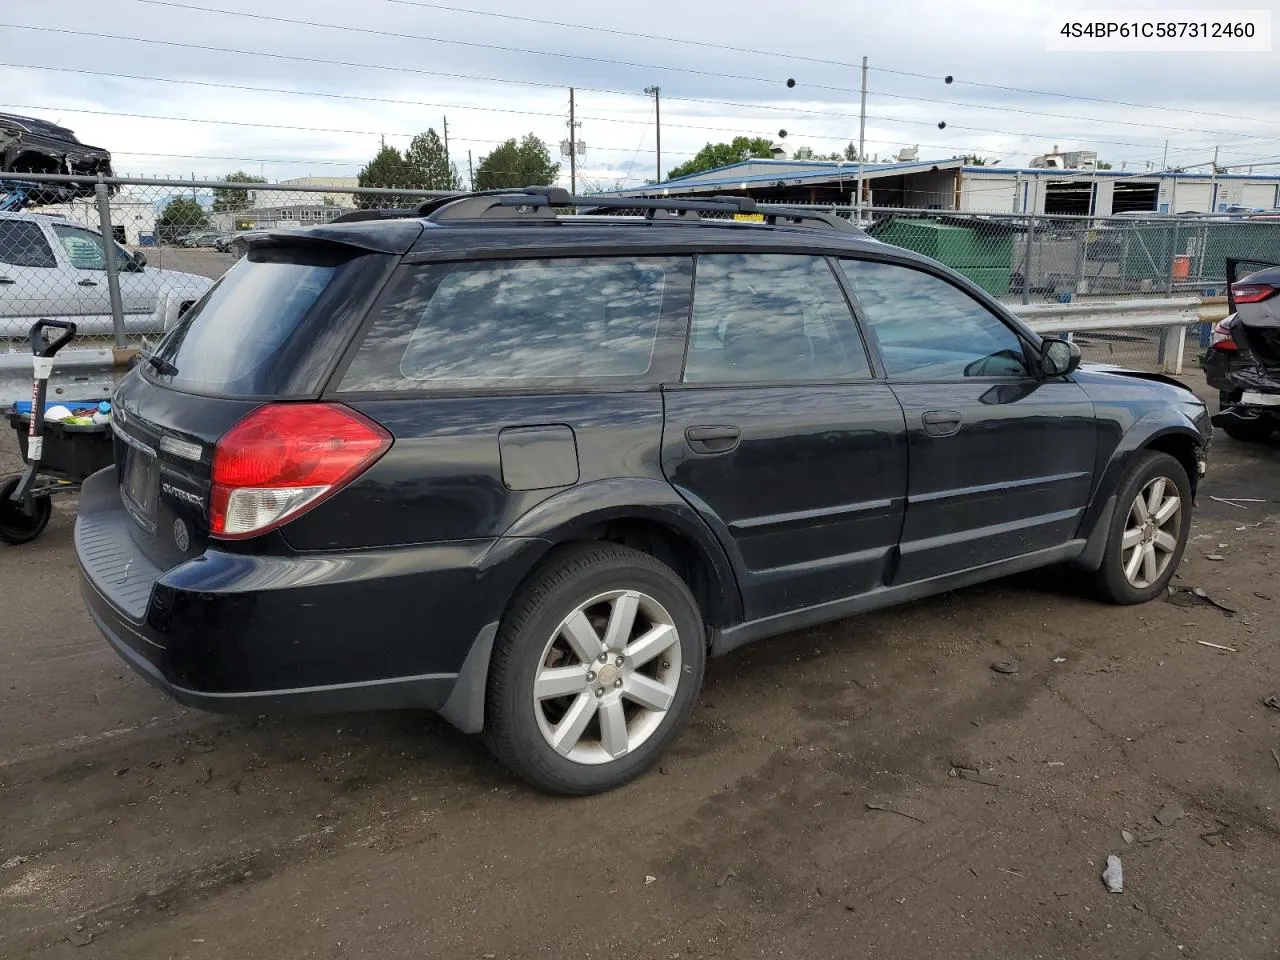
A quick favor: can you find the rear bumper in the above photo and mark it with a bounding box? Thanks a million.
[75,469,523,724]
[80,583,458,714]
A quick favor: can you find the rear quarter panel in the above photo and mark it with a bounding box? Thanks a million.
[284,392,669,550]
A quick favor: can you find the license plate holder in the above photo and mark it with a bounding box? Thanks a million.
[1241,391,1280,406]
[121,446,160,530]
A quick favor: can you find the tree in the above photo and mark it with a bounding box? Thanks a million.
[356,145,419,208]
[157,197,208,230]
[667,136,775,179]
[404,128,462,191]
[958,155,994,166]
[1097,161,1113,170]
[212,171,267,213]
[474,134,560,190]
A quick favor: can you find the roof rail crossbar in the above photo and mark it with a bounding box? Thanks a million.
[418,186,862,233]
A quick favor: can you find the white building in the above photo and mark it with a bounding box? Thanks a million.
[247,177,358,209]
[608,157,1280,217]
[35,195,155,244]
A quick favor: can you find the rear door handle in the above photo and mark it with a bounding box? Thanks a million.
[78,279,98,287]
[0,276,14,285]
[685,424,741,454]
[921,410,962,437]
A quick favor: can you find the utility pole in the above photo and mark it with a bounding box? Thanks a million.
[569,87,577,194]
[856,56,868,224]
[467,150,474,191]
[645,85,661,182]
[442,116,450,173]
[1210,144,1220,212]
[1161,139,1168,171]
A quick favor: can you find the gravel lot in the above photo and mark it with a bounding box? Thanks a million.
[1,387,1278,960]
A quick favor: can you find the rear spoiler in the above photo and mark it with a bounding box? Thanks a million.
[248,221,425,256]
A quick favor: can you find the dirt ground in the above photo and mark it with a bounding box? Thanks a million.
[2,389,1278,960]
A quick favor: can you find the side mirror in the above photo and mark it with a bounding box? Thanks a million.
[131,251,147,269]
[1041,337,1081,377]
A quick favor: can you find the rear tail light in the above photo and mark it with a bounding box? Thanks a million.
[210,403,391,539]
[1230,281,1279,304]
[1210,318,1238,351]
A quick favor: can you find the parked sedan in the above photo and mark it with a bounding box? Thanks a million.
[1206,262,1280,441]
[180,232,223,248]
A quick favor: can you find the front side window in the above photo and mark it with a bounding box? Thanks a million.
[52,224,108,271]
[339,256,690,392]
[0,220,56,268]
[683,253,871,383]
[838,259,1031,379]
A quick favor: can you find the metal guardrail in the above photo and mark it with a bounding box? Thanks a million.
[1012,295,1228,374]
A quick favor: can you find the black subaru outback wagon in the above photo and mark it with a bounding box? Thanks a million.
[78,189,1211,794]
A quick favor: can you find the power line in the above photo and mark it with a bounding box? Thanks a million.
[133,1,1280,143]
[0,61,1189,156]
[0,22,636,99]
[138,0,802,91]
[869,66,1272,129]
[8,17,1271,154]
[0,102,704,155]
[340,0,1280,131]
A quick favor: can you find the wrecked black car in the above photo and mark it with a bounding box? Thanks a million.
[1205,260,1280,443]
[0,113,113,204]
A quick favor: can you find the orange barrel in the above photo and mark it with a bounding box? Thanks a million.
[1171,255,1191,281]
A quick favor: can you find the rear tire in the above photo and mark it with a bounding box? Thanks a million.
[483,543,705,795]
[0,476,52,545]
[1090,451,1191,605]
[1221,417,1274,443]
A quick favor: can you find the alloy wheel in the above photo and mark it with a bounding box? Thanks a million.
[532,590,682,765]
[1121,476,1182,589]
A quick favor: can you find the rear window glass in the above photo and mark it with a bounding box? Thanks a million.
[146,257,336,396]
[338,256,690,392]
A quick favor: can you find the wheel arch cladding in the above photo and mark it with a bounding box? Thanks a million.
[1142,430,1203,498]
[490,479,744,634]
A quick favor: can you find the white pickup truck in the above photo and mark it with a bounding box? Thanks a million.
[0,211,213,338]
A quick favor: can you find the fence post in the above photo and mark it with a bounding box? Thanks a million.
[1161,324,1187,375]
[1022,213,1036,305]
[1164,217,1179,296]
[95,178,127,349]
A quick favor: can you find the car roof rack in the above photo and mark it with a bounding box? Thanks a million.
[417,187,863,234]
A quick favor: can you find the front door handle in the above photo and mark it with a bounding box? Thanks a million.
[921,410,962,437]
[78,279,98,287]
[0,276,14,285]
[685,424,741,454]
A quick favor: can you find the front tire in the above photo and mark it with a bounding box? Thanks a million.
[483,543,705,795]
[1090,451,1192,604]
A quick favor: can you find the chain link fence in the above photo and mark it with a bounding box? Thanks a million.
[0,174,456,349]
[4,177,1271,373]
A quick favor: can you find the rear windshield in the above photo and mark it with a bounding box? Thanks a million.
[145,250,362,396]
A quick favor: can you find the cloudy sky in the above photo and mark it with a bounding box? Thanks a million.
[3,0,1279,187]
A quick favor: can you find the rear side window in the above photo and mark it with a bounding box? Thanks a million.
[338,256,692,392]
[0,220,56,268]
[146,249,374,396]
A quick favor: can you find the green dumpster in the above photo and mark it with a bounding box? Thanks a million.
[871,218,1014,295]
